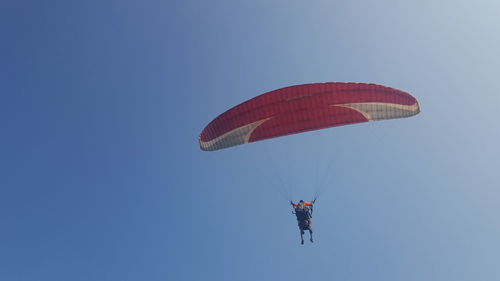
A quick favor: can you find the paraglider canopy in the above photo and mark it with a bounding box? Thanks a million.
[199,82,420,151]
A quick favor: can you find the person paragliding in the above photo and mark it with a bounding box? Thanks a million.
[199,82,420,244]
[291,199,315,244]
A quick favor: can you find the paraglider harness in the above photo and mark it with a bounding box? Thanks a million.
[291,198,316,229]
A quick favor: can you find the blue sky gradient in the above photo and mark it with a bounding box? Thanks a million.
[2,1,500,280]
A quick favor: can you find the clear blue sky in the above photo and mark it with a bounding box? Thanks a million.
[2,1,500,280]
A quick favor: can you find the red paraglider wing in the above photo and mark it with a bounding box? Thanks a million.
[199,82,419,151]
